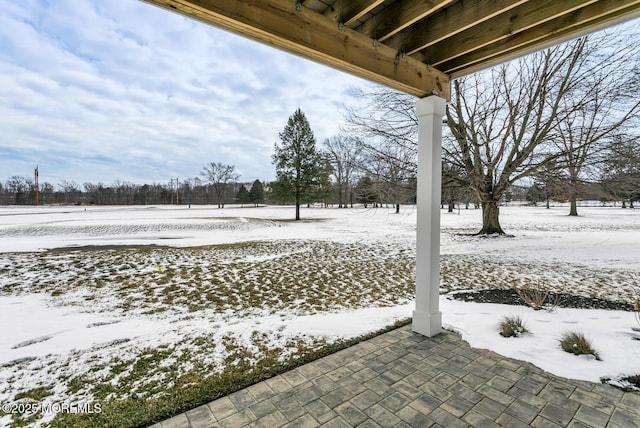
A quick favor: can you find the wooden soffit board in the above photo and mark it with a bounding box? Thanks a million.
[141,0,640,100]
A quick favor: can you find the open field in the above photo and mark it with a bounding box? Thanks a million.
[0,204,639,427]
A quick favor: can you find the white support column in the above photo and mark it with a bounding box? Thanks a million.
[413,95,446,337]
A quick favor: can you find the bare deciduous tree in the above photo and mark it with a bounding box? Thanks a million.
[5,176,33,205]
[446,38,592,234]
[344,87,418,213]
[59,180,81,205]
[554,30,640,216]
[201,162,240,208]
[345,33,630,233]
[323,135,361,208]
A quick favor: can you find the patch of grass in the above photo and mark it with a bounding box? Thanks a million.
[67,375,88,394]
[559,331,601,360]
[14,386,53,401]
[499,316,528,337]
[50,319,410,428]
[8,237,637,427]
[0,240,412,316]
[0,410,40,427]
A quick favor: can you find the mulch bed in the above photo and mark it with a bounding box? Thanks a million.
[447,288,634,311]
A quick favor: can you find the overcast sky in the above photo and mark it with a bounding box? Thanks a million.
[0,0,369,186]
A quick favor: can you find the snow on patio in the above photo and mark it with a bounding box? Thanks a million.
[0,204,639,426]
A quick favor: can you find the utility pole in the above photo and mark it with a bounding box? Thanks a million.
[34,166,39,205]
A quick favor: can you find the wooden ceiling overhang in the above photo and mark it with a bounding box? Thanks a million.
[141,0,640,101]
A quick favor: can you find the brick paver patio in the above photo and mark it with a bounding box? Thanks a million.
[152,325,640,427]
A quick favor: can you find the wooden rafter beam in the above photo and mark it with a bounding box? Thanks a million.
[141,0,450,100]
[440,0,640,76]
[383,0,528,54]
[322,0,385,27]
[356,0,455,42]
[414,0,603,66]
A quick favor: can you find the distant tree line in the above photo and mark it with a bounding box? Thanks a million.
[2,137,637,210]
[0,175,267,207]
[2,134,637,212]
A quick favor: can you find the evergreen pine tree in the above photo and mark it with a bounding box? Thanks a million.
[235,184,250,206]
[248,179,265,207]
[272,109,324,220]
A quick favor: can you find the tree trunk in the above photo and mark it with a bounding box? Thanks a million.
[478,200,505,234]
[569,176,579,216]
[395,204,400,214]
[569,198,578,216]
[295,183,301,220]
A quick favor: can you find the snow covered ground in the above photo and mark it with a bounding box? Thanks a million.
[0,204,639,426]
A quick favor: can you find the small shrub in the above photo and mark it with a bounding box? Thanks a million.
[622,374,640,390]
[517,280,563,311]
[559,331,601,360]
[499,316,528,337]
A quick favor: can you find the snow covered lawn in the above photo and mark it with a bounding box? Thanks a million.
[0,204,638,427]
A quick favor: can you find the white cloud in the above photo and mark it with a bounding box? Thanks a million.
[0,0,369,185]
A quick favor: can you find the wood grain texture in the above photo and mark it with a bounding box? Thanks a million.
[383,0,528,53]
[140,0,640,95]
[322,0,385,27]
[432,0,640,75]
[356,0,454,40]
[414,0,602,65]
[142,0,451,99]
